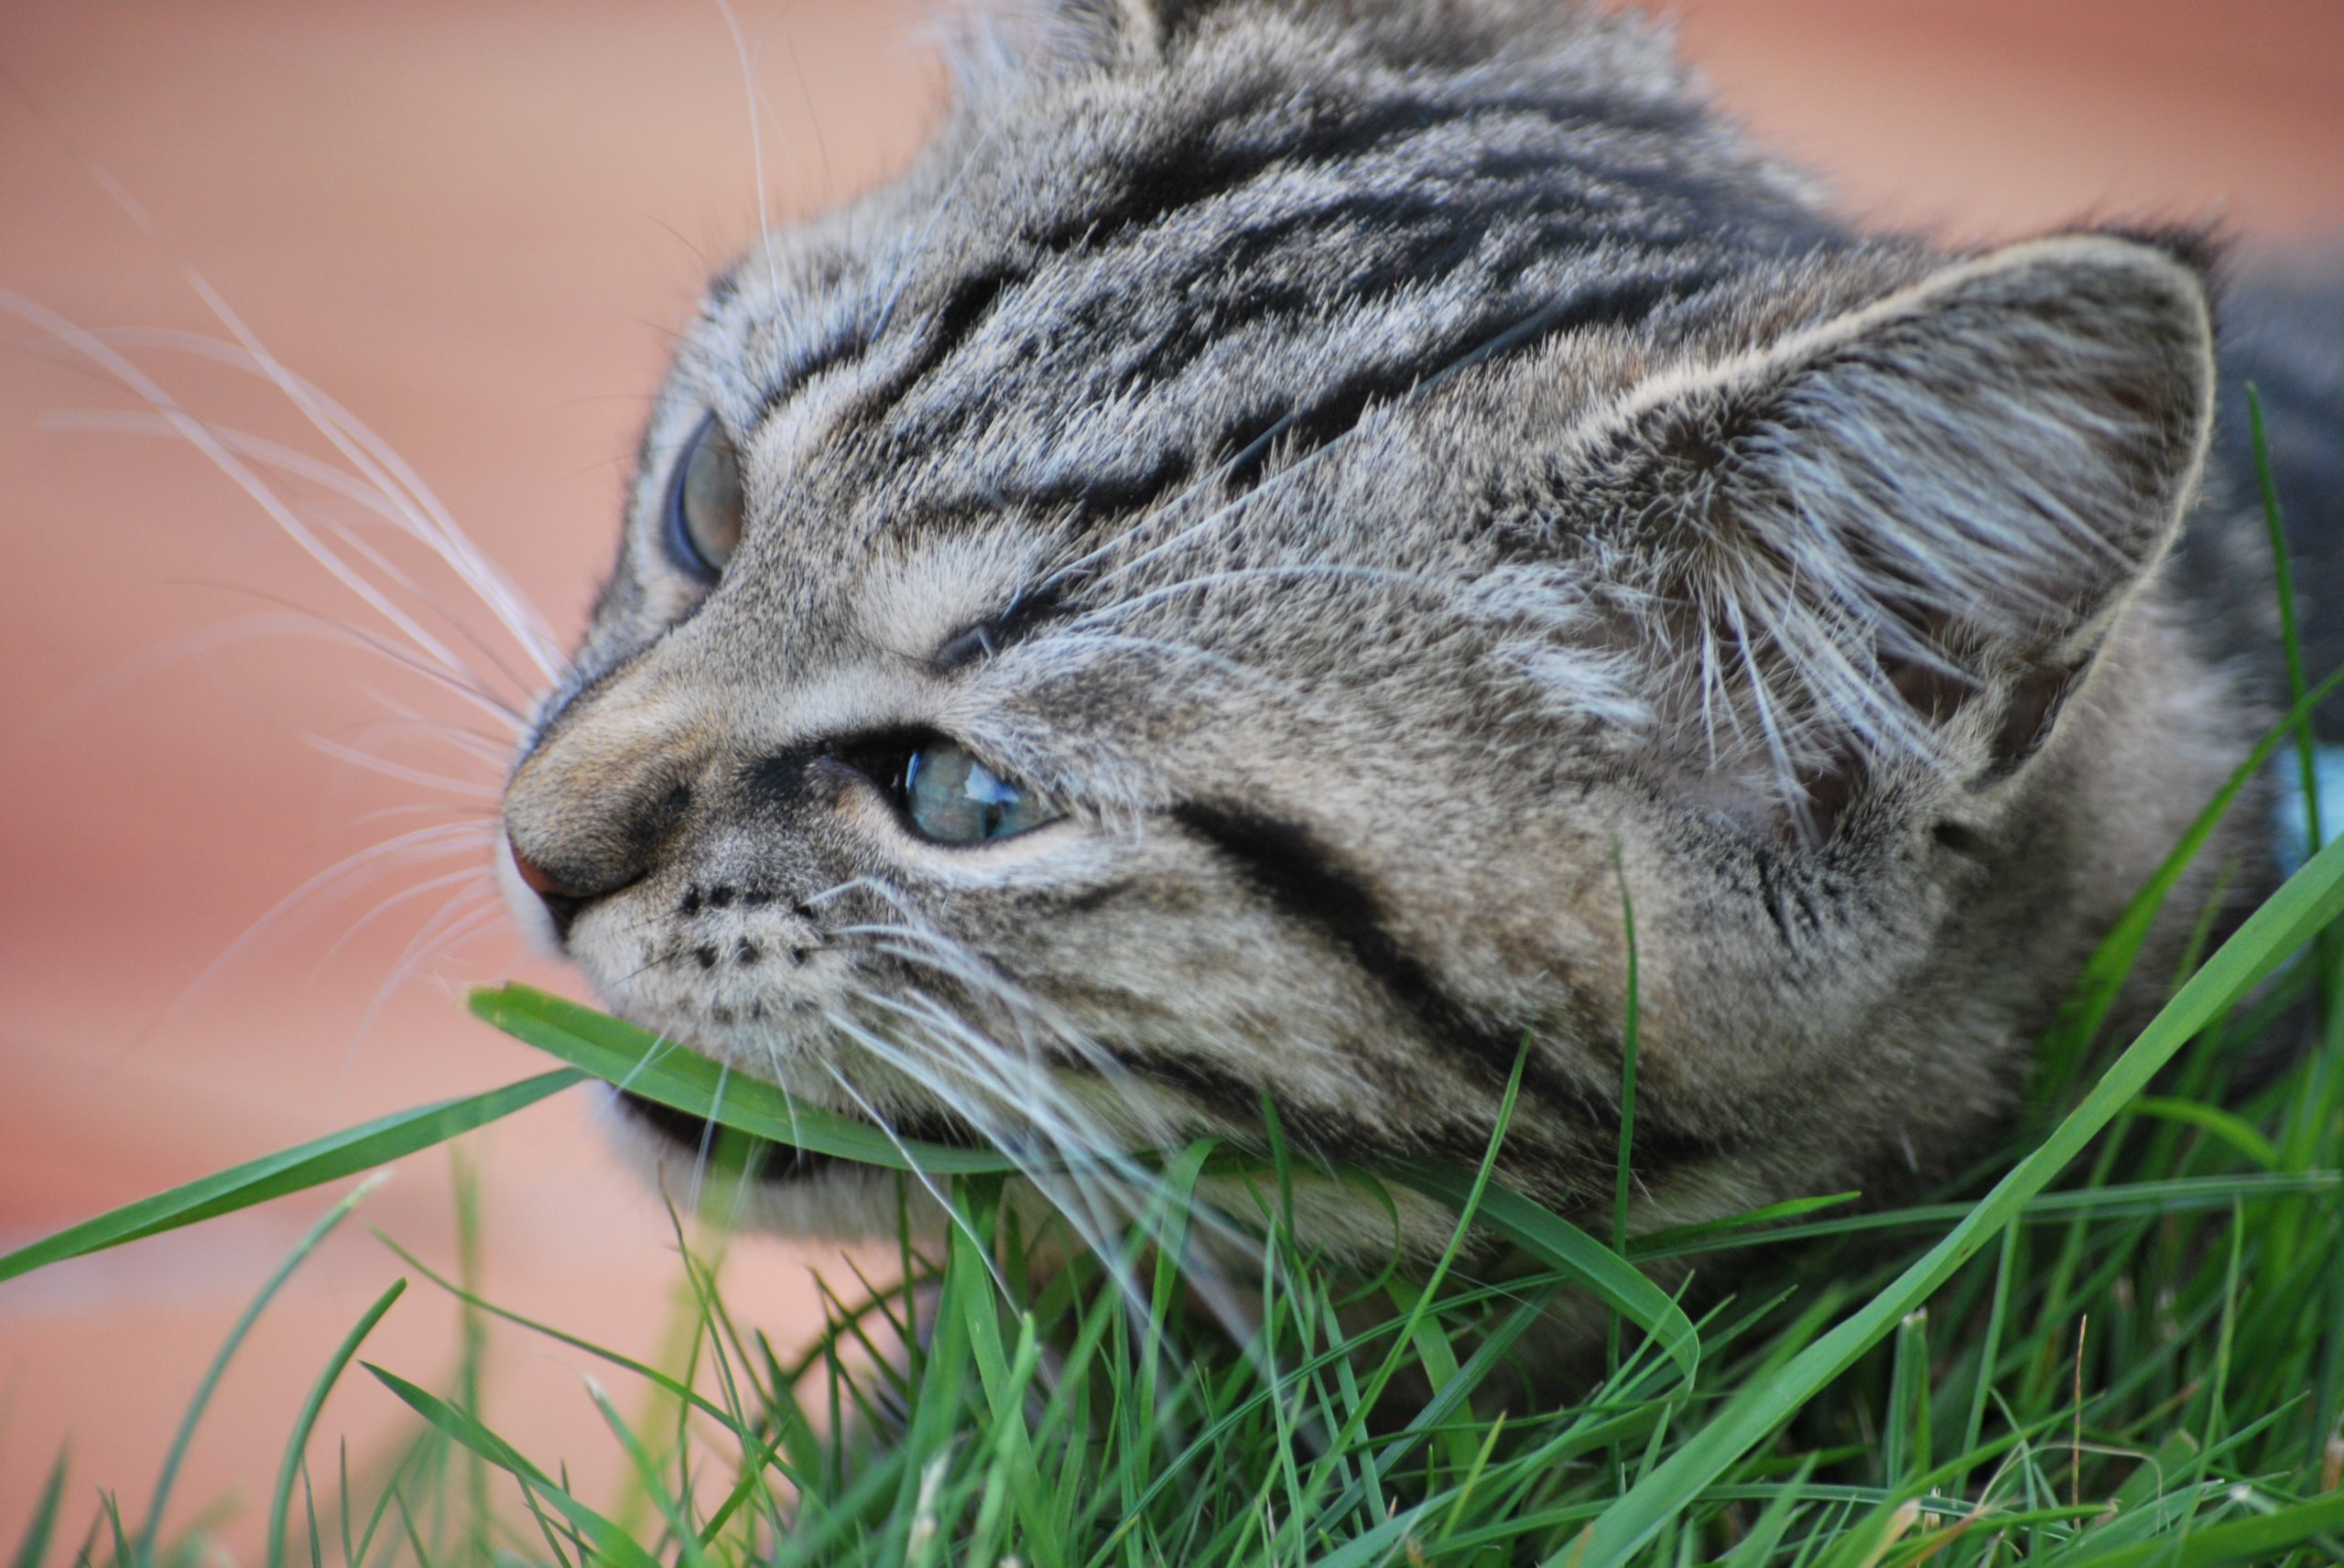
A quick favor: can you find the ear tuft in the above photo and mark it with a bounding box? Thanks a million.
[1592,233,2215,826]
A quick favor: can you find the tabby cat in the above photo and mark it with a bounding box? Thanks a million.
[497,0,2341,1265]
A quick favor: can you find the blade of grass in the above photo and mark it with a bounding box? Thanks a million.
[296,1456,317,1568]
[363,1365,662,1568]
[2128,1098,2280,1168]
[2034,665,2344,1108]
[871,1175,993,1568]
[370,1229,795,1471]
[2056,1488,2344,1568]
[1345,1045,1533,1449]
[2248,384,2324,866]
[1565,828,2344,1568]
[1633,1171,2339,1260]
[1393,1167,1699,1385]
[10,1450,69,1568]
[0,1073,579,1284]
[266,1279,406,1568]
[1956,1220,2021,1498]
[140,1173,388,1562]
[447,1152,491,1568]
[581,1381,708,1568]
[469,985,1022,1173]
[1624,1192,1861,1258]
[101,1491,131,1568]
[1611,847,1643,1390]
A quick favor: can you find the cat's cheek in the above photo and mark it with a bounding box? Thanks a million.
[495,834,567,958]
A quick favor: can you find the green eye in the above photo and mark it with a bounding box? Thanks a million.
[903,741,1060,844]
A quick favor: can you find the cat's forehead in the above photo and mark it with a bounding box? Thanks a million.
[657,29,1850,569]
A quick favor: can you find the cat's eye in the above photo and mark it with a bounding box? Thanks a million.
[902,741,1061,844]
[667,414,744,578]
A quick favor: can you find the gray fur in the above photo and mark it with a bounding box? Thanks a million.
[500,0,2329,1262]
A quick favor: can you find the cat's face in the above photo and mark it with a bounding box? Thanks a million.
[500,0,2238,1252]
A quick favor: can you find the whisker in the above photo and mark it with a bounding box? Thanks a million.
[687,1063,734,1221]
[773,7,835,205]
[47,402,553,707]
[848,991,1276,1368]
[303,734,503,800]
[314,863,499,979]
[309,514,543,708]
[841,925,1061,1033]
[1028,406,1309,597]
[1026,630,1340,723]
[159,589,526,727]
[712,0,782,302]
[3,294,484,685]
[863,989,1101,1152]
[817,1048,1012,1301]
[108,312,563,680]
[341,697,512,768]
[340,886,512,1093]
[163,820,495,1010]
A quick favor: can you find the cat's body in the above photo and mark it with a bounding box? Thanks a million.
[498,0,2339,1266]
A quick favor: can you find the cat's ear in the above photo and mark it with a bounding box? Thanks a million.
[1586,233,2216,825]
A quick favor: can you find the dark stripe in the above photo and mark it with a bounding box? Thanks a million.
[912,135,1722,441]
[1022,90,1704,258]
[1170,800,1559,1093]
[1084,135,1742,302]
[902,257,1721,526]
[1213,266,1721,492]
[781,90,1722,442]
[998,449,1198,529]
[821,265,1023,433]
[772,330,873,404]
[1169,799,1729,1171]
[932,579,1081,671]
[878,211,1504,468]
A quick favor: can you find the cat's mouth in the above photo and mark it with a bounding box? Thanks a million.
[614,1088,987,1184]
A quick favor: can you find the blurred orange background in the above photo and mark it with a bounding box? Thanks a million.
[4,0,2341,1557]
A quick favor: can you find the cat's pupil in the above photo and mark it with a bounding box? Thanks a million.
[903,741,1058,843]
[671,415,743,577]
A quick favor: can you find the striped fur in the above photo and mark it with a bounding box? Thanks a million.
[500,0,2327,1269]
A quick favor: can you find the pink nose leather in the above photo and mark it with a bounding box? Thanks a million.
[510,842,580,903]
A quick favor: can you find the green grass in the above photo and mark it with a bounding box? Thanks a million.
[8,424,2344,1566]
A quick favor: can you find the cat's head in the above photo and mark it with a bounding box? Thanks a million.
[499,0,2227,1252]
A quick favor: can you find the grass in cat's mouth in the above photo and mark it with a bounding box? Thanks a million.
[613,1086,986,1184]
[467,984,1024,1174]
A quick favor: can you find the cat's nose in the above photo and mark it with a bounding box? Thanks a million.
[509,843,568,899]
[501,689,708,942]
[505,836,596,938]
